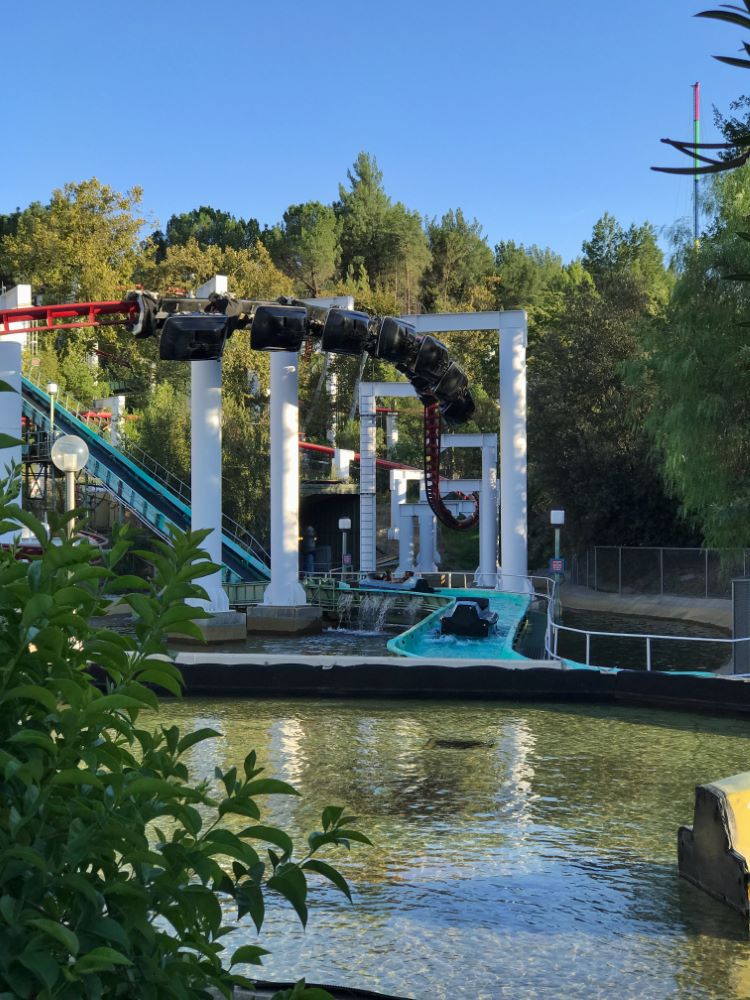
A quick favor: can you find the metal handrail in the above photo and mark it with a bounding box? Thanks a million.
[543,604,749,671]
[23,362,270,566]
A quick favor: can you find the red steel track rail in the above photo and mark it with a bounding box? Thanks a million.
[423,403,479,530]
[0,300,137,337]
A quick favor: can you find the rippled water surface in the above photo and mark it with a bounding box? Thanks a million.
[156,698,750,999]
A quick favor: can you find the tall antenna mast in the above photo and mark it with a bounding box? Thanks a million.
[693,82,701,246]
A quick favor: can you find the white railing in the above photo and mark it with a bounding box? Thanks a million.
[544,609,750,672]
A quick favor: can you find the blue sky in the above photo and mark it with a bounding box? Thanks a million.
[3,0,747,262]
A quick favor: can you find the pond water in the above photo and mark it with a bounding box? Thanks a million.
[157,697,750,999]
[170,627,394,657]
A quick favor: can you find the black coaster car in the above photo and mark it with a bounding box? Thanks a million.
[440,597,498,638]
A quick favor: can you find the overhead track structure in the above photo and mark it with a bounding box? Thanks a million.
[1,292,480,536]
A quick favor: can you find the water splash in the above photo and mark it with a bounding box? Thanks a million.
[403,596,424,626]
[336,591,354,629]
[357,593,398,632]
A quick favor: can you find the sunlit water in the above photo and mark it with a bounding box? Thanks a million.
[156,698,750,999]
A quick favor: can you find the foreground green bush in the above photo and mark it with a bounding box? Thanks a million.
[0,478,369,999]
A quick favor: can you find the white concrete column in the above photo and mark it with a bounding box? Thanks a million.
[0,286,30,543]
[187,276,230,612]
[499,313,529,590]
[396,508,415,575]
[359,386,377,574]
[385,411,398,455]
[416,507,438,573]
[264,352,306,607]
[388,470,408,539]
[333,447,354,480]
[95,395,126,448]
[191,358,229,611]
[477,438,499,586]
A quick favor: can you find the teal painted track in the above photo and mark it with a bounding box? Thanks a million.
[22,378,270,582]
[387,587,531,660]
[387,586,717,676]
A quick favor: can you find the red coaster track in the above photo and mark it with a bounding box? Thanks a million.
[423,403,479,531]
[0,300,138,336]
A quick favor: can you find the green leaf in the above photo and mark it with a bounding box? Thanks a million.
[715,54,750,68]
[0,433,22,448]
[244,778,300,797]
[0,378,17,393]
[81,693,147,721]
[240,824,294,859]
[26,917,79,956]
[696,9,750,29]
[124,593,156,623]
[134,668,183,697]
[17,949,60,991]
[9,729,56,753]
[104,574,150,592]
[50,768,104,789]
[267,865,308,927]
[230,944,270,967]
[218,797,261,821]
[236,881,265,932]
[5,505,50,547]
[177,727,222,753]
[329,828,372,846]
[301,859,352,901]
[124,776,181,798]
[4,846,47,872]
[4,683,57,713]
[321,806,345,831]
[21,593,55,627]
[74,946,133,974]
[243,749,258,778]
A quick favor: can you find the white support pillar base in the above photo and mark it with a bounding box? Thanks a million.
[264,352,306,607]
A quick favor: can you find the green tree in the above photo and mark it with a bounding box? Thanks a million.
[335,153,430,311]
[336,153,392,280]
[528,220,692,554]
[266,201,341,295]
[0,179,147,303]
[422,209,494,311]
[582,213,672,313]
[640,165,750,546]
[152,206,261,260]
[138,238,292,301]
[0,180,151,402]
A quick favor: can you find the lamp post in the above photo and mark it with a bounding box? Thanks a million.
[550,509,565,616]
[339,517,351,579]
[46,382,58,440]
[45,383,59,518]
[51,435,89,538]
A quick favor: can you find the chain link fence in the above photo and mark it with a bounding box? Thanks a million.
[568,547,750,600]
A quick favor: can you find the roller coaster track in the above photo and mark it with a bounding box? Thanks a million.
[423,403,479,531]
[21,375,270,582]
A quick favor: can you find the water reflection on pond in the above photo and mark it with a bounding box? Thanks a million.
[157,698,750,999]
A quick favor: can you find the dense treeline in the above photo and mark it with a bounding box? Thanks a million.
[3,147,746,563]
